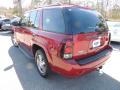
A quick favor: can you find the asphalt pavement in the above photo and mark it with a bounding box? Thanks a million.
[0,31,120,90]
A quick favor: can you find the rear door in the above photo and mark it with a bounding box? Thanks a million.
[23,10,37,54]
[24,9,42,55]
[63,7,109,59]
[18,12,31,52]
[15,12,30,47]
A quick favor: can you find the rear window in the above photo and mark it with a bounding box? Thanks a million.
[3,19,10,22]
[63,7,108,34]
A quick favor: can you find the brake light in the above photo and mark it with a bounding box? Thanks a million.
[63,40,73,59]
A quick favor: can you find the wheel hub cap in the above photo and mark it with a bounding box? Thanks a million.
[37,55,46,74]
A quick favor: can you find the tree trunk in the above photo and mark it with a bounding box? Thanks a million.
[69,0,71,4]
[48,0,52,4]
[18,0,22,17]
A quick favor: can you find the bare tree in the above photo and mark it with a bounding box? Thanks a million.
[48,0,52,4]
[68,0,71,4]
[31,0,52,6]
[18,0,22,16]
[13,0,22,16]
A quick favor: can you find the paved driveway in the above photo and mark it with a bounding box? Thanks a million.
[0,31,120,90]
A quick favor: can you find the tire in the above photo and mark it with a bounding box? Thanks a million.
[35,49,50,78]
[11,33,18,47]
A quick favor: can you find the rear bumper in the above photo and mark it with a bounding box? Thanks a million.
[77,47,112,65]
[51,45,112,77]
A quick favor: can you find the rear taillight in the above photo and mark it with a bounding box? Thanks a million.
[63,40,73,59]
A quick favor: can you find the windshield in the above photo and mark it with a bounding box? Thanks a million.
[63,7,108,34]
[3,19,10,22]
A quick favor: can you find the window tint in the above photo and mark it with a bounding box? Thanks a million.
[21,12,30,26]
[3,19,10,24]
[63,7,108,34]
[43,8,65,33]
[29,10,37,27]
[34,10,42,29]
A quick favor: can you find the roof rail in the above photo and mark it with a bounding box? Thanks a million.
[39,3,64,8]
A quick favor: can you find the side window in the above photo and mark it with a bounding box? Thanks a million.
[43,8,65,33]
[29,10,37,27]
[34,10,42,29]
[21,12,30,26]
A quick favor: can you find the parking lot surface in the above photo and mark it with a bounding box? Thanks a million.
[0,31,120,90]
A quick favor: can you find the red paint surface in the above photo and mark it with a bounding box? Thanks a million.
[14,5,112,77]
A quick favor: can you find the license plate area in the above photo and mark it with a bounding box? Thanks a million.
[92,39,101,48]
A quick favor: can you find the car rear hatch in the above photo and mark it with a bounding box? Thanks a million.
[63,7,110,60]
[73,32,109,60]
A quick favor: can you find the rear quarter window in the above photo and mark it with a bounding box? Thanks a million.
[34,10,42,29]
[21,12,30,26]
[29,10,37,28]
[43,8,65,33]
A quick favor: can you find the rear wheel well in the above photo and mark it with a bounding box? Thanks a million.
[32,44,51,77]
[32,44,45,57]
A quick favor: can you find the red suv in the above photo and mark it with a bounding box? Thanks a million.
[11,5,112,78]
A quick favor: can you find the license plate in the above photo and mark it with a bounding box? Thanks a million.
[92,39,100,48]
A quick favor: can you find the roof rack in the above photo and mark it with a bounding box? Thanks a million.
[39,3,63,8]
[34,3,93,10]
